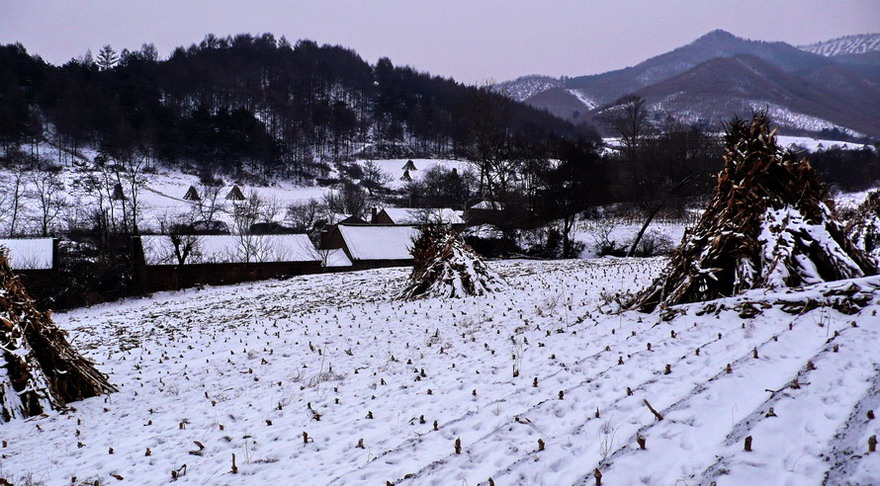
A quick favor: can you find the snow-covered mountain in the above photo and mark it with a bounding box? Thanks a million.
[799,33,880,57]
[495,30,880,139]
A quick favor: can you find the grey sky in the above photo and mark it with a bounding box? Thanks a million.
[1,1,878,84]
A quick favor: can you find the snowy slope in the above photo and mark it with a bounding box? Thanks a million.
[1,258,878,485]
[492,75,563,103]
[0,142,472,236]
[799,33,880,57]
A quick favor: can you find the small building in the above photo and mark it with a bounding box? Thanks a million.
[325,224,420,269]
[465,200,507,226]
[371,207,465,229]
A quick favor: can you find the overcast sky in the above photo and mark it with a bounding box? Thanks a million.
[2,1,878,84]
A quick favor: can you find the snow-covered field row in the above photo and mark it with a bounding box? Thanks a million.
[1,258,878,485]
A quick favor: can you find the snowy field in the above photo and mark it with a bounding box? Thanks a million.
[2,258,879,485]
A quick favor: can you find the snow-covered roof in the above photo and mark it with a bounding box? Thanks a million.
[140,235,320,265]
[469,200,504,210]
[0,238,54,270]
[324,249,353,268]
[464,224,505,240]
[337,225,420,261]
[381,207,465,225]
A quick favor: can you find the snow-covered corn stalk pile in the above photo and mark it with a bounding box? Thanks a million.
[0,249,115,422]
[636,114,877,312]
[399,226,504,299]
[847,190,880,259]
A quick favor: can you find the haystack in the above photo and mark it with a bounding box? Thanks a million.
[0,249,115,422]
[847,190,880,259]
[399,226,504,300]
[183,185,201,201]
[402,159,418,171]
[226,185,245,201]
[635,114,877,312]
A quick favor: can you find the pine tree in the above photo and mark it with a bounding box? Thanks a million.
[96,44,118,70]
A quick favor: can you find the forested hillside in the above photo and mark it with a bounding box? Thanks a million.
[0,33,580,180]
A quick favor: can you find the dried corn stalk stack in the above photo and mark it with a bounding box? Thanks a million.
[0,249,115,422]
[847,190,880,259]
[399,226,505,300]
[635,114,877,312]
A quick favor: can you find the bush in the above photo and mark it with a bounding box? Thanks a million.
[631,231,674,257]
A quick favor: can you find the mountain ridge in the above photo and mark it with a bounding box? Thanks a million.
[494,30,880,139]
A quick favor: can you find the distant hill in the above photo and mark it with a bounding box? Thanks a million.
[495,30,880,139]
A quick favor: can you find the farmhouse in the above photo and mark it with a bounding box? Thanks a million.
[325,224,420,269]
[136,234,323,291]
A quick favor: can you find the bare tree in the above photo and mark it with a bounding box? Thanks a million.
[598,94,652,167]
[197,183,225,224]
[360,160,392,196]
[3,161,29,236]
[29,166,67,236]
[233,190,267,262]
[169,233,203,266]
[260,195,283,223]
[90,154,119,236]
[285,199,322,232]
[105,148,151,235]
[322,182,367,218]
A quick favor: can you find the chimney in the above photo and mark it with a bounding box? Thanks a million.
[371,207,378,224]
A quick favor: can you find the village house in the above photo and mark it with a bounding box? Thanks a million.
[324,223,420,269]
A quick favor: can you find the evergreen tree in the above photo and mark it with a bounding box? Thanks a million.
[96,44,118,70]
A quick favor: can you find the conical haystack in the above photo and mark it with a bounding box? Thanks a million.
[399,226,505,300]
[0,249,115,422]
[183,185,201,201]
[635,114,877,312]
[226,185,245,201]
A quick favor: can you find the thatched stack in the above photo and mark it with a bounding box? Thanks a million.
[0,249,115,422]
[226,185,245,201]
[183,185,201,201]
[635,114,877,312]
[847,190,880,259]
[399,226,504,300]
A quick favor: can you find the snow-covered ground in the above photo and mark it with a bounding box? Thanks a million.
[574,219,688,258]
[603,136,873,153]
[365,158,472,191]
[2,258,879,485]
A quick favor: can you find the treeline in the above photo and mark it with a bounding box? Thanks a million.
[0,34,581,181]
